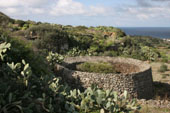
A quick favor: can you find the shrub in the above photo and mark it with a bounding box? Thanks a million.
[161,57,168,63]
[161,74,169,79]
[0,33,50,76]
[46,51,64,66]
[76,62,116,74]
[158,64,168,72]
[102,51,118,57]
[15,20,26,27]
[26,24,69,53]
[67,47,82,57]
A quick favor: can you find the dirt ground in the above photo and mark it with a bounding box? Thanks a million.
[150,62,170,83]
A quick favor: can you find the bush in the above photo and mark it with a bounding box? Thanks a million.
[158,64,168,72]
[15,20,26,27]
[162,74,169,79]
[46,51,64,66]
[26,24,69,53]
[161,57,168,63]
[102,51,118,57]
[76,62,116,74]
[0,33,50,76]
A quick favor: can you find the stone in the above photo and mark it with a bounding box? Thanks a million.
[57,56,154,99]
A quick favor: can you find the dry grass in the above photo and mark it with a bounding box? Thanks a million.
[137,105,170,113]
[150,62,170,82]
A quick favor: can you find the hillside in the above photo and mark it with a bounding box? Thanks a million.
[0,12,170,113]
[1,12,169,62]
[0,12,14,27]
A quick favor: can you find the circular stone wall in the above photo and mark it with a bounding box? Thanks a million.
[56,56,154,99]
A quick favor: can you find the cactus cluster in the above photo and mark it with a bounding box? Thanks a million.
[46,51,64,66]
[49,79,140,113]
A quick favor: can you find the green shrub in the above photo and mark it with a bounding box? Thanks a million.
[161,57,168,63]
[76,62,116,74]
[102,51,118,57]
[162,74,169,79]
[46,51,64,66]
[0,33,50,76]
[67,47,82,57]
[26,24,69,53]
[15,20,26,27]
[158,64,168,73]
[63,85,140,113]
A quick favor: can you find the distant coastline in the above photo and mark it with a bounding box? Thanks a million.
[119,27,170,39]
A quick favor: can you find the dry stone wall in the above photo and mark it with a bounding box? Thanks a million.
[55,56,154,99]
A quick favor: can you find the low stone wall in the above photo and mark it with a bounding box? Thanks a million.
[55,56,154,99]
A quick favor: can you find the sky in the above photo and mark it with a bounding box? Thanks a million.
[0,0,170,27]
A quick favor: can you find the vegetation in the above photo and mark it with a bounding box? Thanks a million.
[76,62,116,74]
[0,38,140,112]
[25,24,69,53]
[46,51,64,68]
[1,12,169,63]
[0,12,14,27]
[158,64,168,73]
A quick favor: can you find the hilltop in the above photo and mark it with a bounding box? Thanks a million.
[0,12,15,27]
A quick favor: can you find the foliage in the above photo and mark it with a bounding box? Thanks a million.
[64,85,140,113]
[0,38,140,113]
[46,52,64,66]
[0,42,32,113]
[49,80,140,113]
[140,46,159,61]
[0,42,11,60]
[115,36,161,61]
[15,20,26,27]
[158,64,168,73]
[0,12,14,27]
[1,11,166,62]
[0,33,49,76]
[67,47,87,57]
[26,24,69,53]
[76,62,116,74]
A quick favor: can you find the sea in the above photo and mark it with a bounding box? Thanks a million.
[119,27,170,39]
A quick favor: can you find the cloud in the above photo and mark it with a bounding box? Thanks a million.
[87,6,107,16]
[21,0,49,7]
[0,0,49,16]
[0,0,20,7]
[137,14,149,20]
[0,0,169,26]
[152,0,170,2]
[0,0,49,7]
[50,0,85,16]
[0,0,107,17]
[117,0,170,20]
[30,8,45,14]
[50,0,107,16]
[136,0,152,7]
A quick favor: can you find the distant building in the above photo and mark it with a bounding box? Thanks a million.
[163,38,170,42]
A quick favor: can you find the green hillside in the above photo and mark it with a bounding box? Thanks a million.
[0,11,169,62]
[0,12,14,26]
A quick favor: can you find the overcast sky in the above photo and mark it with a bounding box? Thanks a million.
[0,0,170,27]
